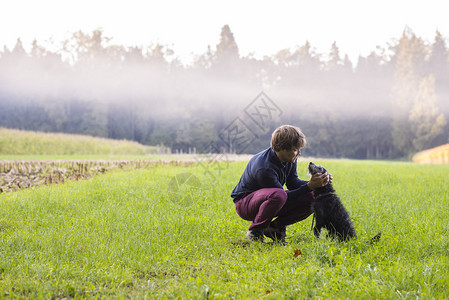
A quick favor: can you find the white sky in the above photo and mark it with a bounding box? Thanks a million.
[1,0,448,64]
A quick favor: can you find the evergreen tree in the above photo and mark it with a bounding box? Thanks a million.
[390,27,427,156]
[214,25,240,72]
[408,75,446,150]
[30,39,46,59]
[427,31,449,79]
[427,31,449,115]
[294,41,321,71]
[12,38,26,57]
[194,45,213,69]
[327,41,342,71]
[342,54,353,73]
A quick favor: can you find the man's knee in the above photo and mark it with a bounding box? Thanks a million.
[267,188,287,203]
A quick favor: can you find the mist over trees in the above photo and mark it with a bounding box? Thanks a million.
[1,25,448,159]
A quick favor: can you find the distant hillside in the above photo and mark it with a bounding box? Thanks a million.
[412,144,449,164]
[0,127,157,155]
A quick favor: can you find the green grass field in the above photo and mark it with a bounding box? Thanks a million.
[0,127,158,156]
[1,159,448,299]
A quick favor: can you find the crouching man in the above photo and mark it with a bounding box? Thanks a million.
[231,125,332,244]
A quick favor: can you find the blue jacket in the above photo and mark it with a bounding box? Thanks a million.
[231,147,311,202]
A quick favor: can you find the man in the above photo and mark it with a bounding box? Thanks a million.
[231,125,332,244]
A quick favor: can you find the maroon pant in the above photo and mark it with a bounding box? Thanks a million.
[235,188,314,230]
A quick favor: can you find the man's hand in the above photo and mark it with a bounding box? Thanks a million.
[307,172,333,190]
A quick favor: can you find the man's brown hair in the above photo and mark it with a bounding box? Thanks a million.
[270,125,306,152]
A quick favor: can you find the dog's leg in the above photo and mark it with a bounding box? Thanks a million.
[313,225,321,238]
[326,223,338,239]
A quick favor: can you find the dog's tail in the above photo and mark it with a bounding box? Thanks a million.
[369,232,382,244]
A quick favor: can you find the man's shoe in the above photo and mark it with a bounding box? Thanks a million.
[245,229,265,242]
[264,225,287,245]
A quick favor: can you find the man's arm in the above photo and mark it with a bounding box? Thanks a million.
[285,163,307,190]
[286,172,332,200]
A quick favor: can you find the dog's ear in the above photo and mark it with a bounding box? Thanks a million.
[308,162,319,175]
[316,164,327,173]
[315,165,326,174]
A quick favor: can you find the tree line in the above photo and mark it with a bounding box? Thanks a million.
[0,25,448,159]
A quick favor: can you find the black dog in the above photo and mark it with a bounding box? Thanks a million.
[308,162,357,241]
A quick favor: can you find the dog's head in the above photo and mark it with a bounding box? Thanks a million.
[308,162,327,175]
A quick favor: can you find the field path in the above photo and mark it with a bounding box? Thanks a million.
[0,154,254,193]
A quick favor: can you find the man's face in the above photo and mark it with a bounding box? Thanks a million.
[278,147,302,163]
